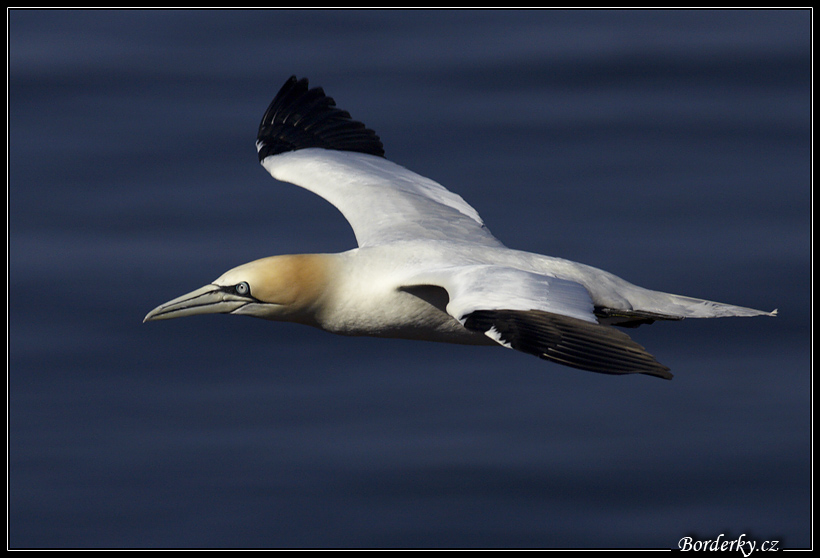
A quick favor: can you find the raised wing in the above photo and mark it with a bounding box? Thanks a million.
[403,265,672,379]
[256,77,503,248]
[260,149,502,247]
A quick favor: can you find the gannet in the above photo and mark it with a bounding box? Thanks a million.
[144,76,776,380]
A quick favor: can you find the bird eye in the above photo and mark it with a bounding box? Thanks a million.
[235,282,250,296]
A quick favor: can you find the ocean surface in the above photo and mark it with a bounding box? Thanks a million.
[9,9,811,549]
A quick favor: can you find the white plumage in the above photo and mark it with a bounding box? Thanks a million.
[144,76,776,379]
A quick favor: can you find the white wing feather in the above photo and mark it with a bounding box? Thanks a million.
[403,264,597,325]
[260,148,504,248]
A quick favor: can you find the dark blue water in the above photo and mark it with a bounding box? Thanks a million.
[9,9,811,549]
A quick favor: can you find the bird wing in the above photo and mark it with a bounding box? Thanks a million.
[256,77,503,248]
[402,265,673,379]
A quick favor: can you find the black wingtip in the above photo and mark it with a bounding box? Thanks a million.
[463,309,674,380]
[256,76,385,161]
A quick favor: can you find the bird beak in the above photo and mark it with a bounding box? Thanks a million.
[143,284,250,323]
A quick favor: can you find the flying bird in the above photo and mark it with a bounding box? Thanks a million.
[144,76,776,379]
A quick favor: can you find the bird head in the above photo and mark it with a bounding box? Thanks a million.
[143,254,332,324]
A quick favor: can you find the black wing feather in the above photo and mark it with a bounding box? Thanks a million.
[463,309,673,379]
[257,76,385,160]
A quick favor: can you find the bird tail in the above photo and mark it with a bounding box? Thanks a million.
[650,292,777,319]
[596,290,777,327]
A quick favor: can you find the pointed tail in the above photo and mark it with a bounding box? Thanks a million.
[630,289,777,321]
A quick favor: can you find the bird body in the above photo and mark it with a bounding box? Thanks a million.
[145,76,776,379]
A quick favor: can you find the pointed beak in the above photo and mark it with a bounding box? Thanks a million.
[143,284,250,323]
